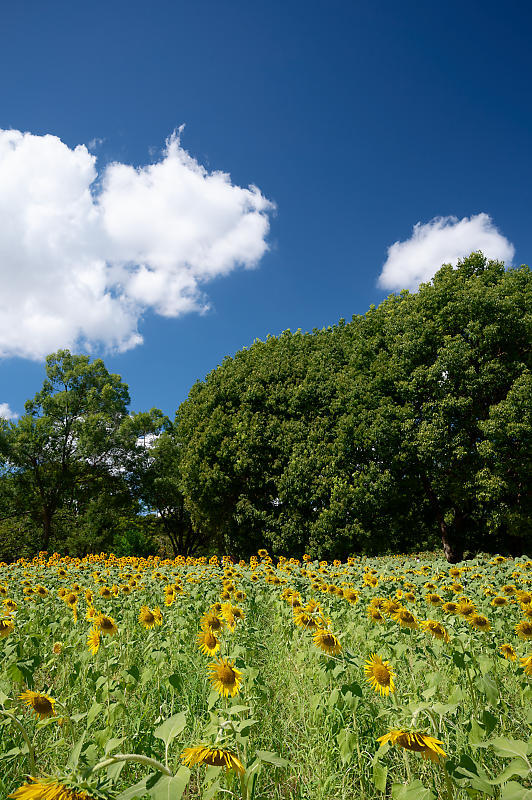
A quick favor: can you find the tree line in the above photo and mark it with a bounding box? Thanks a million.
[1,253,530,563]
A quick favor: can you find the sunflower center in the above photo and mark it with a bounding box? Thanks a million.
[373,665,391,685]
[205,751,226,767]
[218,666,236,685]
[33,696,53,715]
[100,617,114,630]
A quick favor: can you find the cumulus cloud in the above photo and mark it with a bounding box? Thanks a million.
[0,402,18,420]
[378,214,515,292]
[0,128,274,359]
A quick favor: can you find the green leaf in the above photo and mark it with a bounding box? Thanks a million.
[153,712,187,747]
[226,704,251,715]
[67,731,86,769]
[6,663,24,684]
[489,737,530,761]
[87,701,103,728]
[202,779,222,800]
[149,767,191,800]
[167,673,181,691]
[337,729,357,764]
[372,762,388,792]
[490,758,531,784]
[481,674,499,705]
[256,750,290,768]
[500,782,532,800]
[207,689,219,709]
[391,780,435,800]
[116,773,158,800]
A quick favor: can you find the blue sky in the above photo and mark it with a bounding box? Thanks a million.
[0,0,530,419]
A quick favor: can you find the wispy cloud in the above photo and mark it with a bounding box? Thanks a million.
[0,128,274,360]
[378,214,515,292]
[0,402,18,420]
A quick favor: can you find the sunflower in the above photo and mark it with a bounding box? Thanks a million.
[392,607,418,629]
[87,627,100,655]
[382,599,401,616]
[8,777,96,799]
[197,626,220,656]
[421,619,450,642]
[368,607,386,624]
[343,588,359,604]
[64,592,78,608]
[52,642,63,655]
[469,614,491,632]
[377,729,447,762]
[442,602,459,614]
[181,744,244,773]
[0,617,15,637]
[364,654,395,696]
[138,606,157,630]
[99,586,112,599]
[293,610,318,629]
[94,614,118,636]
[515,620,532,640]
[201,610,224,632]
[208,658,243,697]
[19,690,56,720]
[491,596,508,607]
[520,654,532,676]
[457,599,476,618]
[500,643,517,661]
[221,603,236,630]
[313,629,342,655]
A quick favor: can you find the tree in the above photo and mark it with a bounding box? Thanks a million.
[0,350,134,552]
[175,253,531,561]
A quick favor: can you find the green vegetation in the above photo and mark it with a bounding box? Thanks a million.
[0,552,531,799]
[1,253,531,562]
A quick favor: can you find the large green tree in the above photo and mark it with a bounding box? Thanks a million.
[0,350,135,552]
[176,253,531,561]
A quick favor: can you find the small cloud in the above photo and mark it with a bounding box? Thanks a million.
[0,402,18,420]
[87,137,105,151]
[378,214,515,292]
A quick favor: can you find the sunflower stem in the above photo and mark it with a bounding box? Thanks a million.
[0,710,36,774]
[90,753,173,776]
[441,761,455,800]
[104,640,111,728]
[402,748,412,782]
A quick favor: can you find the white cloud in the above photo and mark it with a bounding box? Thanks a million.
[0,128,274,360]
[0,402,18,420]
[378,214,515,292]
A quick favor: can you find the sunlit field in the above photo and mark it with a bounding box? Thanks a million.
[1,551,531,800]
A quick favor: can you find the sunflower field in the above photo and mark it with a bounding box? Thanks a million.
[0,551,531,800]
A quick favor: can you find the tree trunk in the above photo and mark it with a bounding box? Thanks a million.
[42,507,53,553]
[440,518,464,563]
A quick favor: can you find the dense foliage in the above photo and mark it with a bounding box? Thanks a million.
[176,254,531,561]
[0,253,530,561]
[0,551,531,800]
